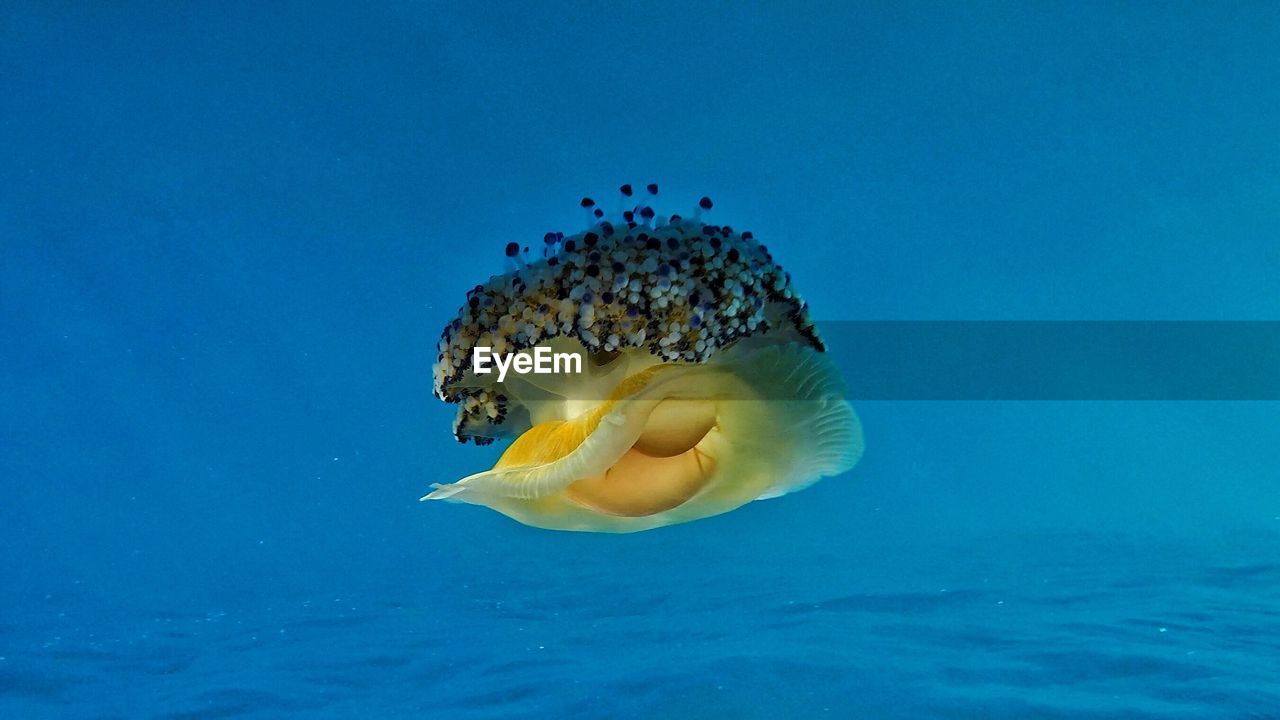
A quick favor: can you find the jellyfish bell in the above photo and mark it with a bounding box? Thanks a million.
[426,189,863,532]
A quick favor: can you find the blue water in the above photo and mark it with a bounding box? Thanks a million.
[3,3,1279,718]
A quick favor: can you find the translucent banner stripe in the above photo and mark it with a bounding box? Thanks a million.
[820,321,1280,400]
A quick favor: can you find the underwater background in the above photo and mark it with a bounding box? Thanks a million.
[3,2,1279,718]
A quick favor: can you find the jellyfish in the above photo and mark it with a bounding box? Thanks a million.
[424,186,863,532]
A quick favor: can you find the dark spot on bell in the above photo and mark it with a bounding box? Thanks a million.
[589,348,621,366]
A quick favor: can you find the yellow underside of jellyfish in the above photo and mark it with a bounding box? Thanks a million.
[425,188,863,532]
